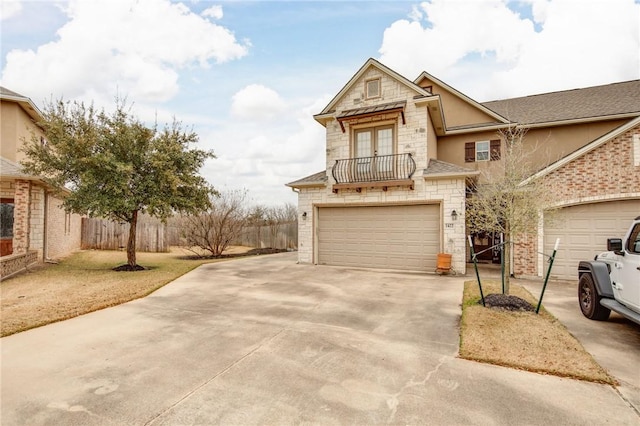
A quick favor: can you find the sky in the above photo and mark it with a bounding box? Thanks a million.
[1,0,639,207]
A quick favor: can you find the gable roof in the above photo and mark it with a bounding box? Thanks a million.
[522,116,640,185]
[483,80,640,126]
[0,86,43,122]
[414,71,508,126]
[316,58,429,118]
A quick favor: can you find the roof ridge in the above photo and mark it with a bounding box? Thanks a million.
[483,79,640,104]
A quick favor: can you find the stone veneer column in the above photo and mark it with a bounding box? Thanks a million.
[13,180,31,254]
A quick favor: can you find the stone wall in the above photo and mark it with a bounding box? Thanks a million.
[297,176,468,273]
[0,250,38,280]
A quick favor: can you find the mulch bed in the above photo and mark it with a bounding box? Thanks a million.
[481,293,535,312]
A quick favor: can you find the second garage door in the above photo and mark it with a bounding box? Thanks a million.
[317,204,440,271]
[544,199,640,280]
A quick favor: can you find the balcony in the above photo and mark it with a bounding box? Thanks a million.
[331,153,416,193]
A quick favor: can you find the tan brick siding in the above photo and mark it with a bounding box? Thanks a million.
[1,179,82,261]
[513,124,640,277]
[12,180,31,254]
[542,128,640,201]
[46,195,82,260]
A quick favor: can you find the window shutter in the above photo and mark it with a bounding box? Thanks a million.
[465,142,475,162]
[490,139,501,160]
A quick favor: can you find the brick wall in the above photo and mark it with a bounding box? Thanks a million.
[542,126,640,201]
[1,179,82,261]
[46,195,82,260]
[29,185,45,258]
[512,124,640,277]
[12,180,30,254]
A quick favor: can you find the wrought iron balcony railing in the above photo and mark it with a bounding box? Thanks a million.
[332,153,416,184]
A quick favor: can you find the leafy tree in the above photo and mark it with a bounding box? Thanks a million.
[466,126,553,293]
[21,99,215,270]
[180,190,248,257]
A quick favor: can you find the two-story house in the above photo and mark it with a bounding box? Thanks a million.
[287,58,640,280]
[0,87,82,279]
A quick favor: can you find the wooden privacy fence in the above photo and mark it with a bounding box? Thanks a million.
[235,222,298,250]
[81,217,168,252]
[83,217,298,252]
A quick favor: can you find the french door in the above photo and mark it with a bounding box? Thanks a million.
[354,125,394,179]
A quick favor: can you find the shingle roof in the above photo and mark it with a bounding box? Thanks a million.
[0,157,32,179]
[0,86,27,98]
[482,80,640,125]
[423,159,479,179]
[286,170,327,187]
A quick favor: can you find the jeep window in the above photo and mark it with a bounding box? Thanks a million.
[627,223,640,254]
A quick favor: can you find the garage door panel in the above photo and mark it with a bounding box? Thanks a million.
[544,200,640,280]
[318,204,440,271]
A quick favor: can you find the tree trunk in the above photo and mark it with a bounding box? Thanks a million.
[503,223,511,294]
[127,209,138,267]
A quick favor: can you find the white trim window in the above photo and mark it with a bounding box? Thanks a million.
[465,139,501,162]
[476,141,490,161]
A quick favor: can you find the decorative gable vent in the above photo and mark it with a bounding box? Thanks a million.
[366,79,381,99]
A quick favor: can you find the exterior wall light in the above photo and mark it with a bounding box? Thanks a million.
[451,210,458,221]
[302,212,307,220]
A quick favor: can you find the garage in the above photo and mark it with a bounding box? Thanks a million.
[317,204,440,271]
[544,199,640,280]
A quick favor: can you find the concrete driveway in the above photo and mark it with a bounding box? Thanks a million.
[2,253,638,425]
[521,279,640,413]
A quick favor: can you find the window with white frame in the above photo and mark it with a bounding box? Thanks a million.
[465,140,501,162]
[476,141,489,161]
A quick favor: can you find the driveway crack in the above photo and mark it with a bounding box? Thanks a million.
[386,354,450,424]
[143,328,286,425]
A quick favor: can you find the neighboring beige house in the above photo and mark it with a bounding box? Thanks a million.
[287,58,640,280]
[0,87,82,279]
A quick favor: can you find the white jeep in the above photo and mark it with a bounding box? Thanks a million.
[577,216,640,325]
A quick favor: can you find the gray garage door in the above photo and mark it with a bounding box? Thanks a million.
[544,199,640,280]
[317,204,440,271]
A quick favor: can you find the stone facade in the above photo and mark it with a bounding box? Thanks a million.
[290,59,640,278]
[296,65,469,273]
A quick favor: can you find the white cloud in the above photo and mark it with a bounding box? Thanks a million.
[379,0,640,100]
[231,84,287,121]
[201,95,329,206]
[202,5,223,20]
[0,0,22,21]
[1,0,249,105]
